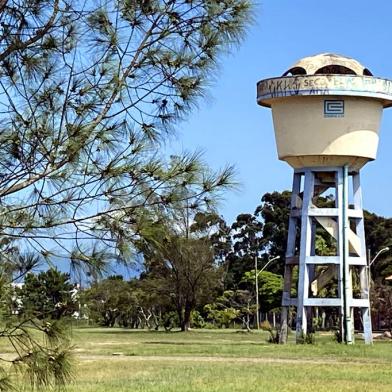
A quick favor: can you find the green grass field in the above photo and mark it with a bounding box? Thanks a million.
[15,328,392,391]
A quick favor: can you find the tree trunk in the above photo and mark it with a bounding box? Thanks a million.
[181,303,192,332]
[177,306,184,331]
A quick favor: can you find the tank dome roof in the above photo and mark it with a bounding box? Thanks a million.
[282,53,372,77]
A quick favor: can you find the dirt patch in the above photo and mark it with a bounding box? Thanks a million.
[86,341,139,346]
[77,354,373,366]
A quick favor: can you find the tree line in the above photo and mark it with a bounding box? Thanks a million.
[12,191,392,336]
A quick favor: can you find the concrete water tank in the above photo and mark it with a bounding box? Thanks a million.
[257,53,392,170]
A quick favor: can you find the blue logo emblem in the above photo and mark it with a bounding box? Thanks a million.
[324,100,344,118]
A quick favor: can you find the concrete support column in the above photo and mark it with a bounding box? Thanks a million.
[281,167,372,344]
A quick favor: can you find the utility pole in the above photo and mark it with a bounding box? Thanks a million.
[367,247,390,290]
[255,255,260,329]
[367,247,389,331]
[367,247,390,292]
[254,255,280,330]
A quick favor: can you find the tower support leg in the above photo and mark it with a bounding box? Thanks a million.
[295,169,313,342]
[280,167,372,344]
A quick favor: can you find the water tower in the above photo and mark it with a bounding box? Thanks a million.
[257,53,392,344]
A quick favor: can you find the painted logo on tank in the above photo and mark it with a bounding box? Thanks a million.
[324,100,344,117]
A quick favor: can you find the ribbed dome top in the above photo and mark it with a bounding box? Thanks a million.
[282,53,372,77]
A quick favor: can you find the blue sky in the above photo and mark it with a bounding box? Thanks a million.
[167,0,392,224]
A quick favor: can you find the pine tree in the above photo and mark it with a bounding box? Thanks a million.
[0,0,252,389]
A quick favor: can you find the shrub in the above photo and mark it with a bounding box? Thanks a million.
[297,331,316,344]
[190,311,205,329]
[261,320,280,344]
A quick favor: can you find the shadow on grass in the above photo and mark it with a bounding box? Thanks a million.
[78,329,165,335]
[143,341,263,346]
[77,328,253,335]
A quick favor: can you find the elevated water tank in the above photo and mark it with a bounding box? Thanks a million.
[257,53,392,170]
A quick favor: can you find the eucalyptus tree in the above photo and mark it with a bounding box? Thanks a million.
[254,191,291,274]
[135,205,224,332]
[139,232,220,331]
[0,0,252,389]
[224,213,264,288]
